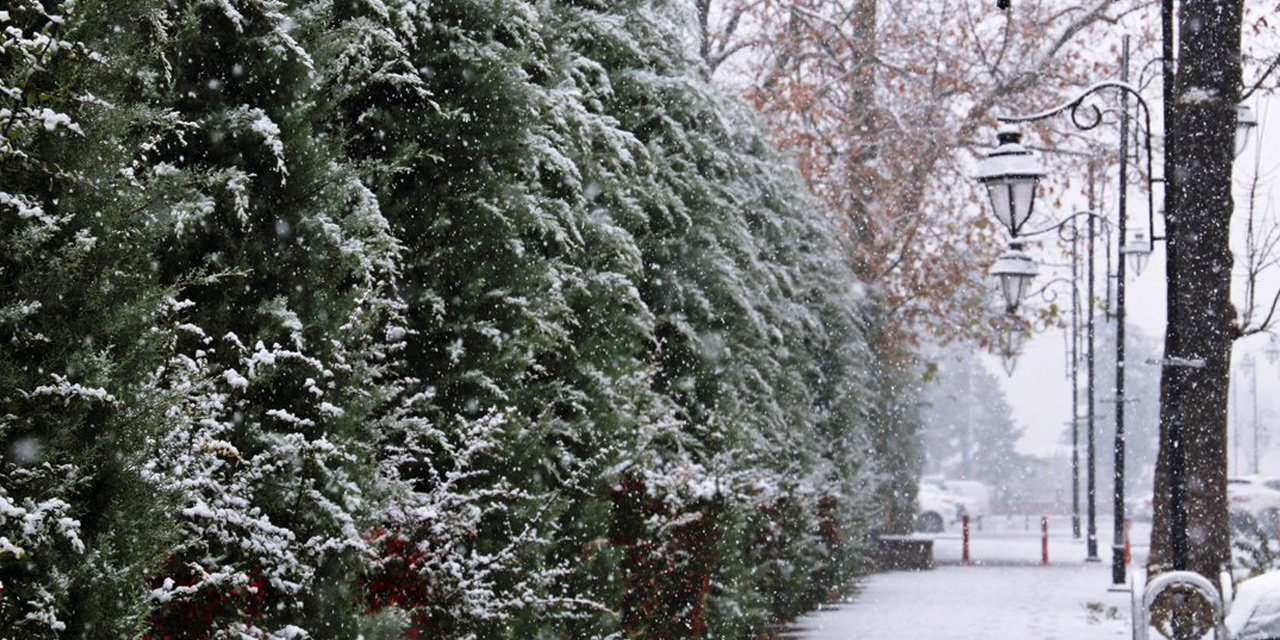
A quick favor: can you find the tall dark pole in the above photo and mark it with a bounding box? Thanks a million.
[1072,228,1082,539]
[1087,160,1099,562]
[1111,36,1131,587]
[1160,0,1190,577]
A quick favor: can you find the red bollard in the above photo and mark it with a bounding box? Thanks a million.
[1124,517,1132,566]
[962,514,972,565]
[1041,516,1049,566]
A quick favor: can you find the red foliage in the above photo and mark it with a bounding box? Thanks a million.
[610,474,722,639]
[143,558,270,640]
[363,526,455,639]
[365,528,432,612]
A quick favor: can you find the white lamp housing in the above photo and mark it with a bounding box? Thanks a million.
[976,125,1047,237]
[990,240,1039,313]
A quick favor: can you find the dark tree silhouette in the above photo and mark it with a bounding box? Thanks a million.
[1149,0,1245,583]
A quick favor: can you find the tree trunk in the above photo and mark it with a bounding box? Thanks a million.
[846,0,879,266]
[1148,0,1243,582]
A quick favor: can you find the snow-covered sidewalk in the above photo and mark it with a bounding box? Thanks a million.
[783,516,1147,639]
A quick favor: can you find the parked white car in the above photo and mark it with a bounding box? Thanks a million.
[916,482,974,533]
[1228,476,1280,532]
[934,479,991,522]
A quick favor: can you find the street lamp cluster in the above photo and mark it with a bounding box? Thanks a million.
[973,37,1260,587]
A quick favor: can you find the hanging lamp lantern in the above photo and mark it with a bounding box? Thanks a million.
[990,240,1039,313]
[976,125,1047,237]
[998,316,1026,376]
[1121,230,1152,277]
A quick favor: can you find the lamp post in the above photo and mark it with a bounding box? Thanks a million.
[1233,358,1241,474]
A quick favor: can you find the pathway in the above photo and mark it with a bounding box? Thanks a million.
[784,516,1149,640]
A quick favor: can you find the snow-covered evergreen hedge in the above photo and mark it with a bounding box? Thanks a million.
[0,0,922,637]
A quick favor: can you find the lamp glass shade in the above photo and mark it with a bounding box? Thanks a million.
[976,126,1046,236]
[1127,251,1150,277]
[1002,325,1026,355]
[999,273,1031,311]
[998,322,1024,376]
[1121,231,1152,277]
[985,182,1013,231]
[990,242,1039,312]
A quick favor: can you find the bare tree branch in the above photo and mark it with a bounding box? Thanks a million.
[1242,52,1280,101]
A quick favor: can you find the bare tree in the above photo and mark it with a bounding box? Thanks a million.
[696,0,1154,345]
[1233,120,1280,336]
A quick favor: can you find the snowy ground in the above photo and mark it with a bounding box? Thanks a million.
[783,515,1151,639]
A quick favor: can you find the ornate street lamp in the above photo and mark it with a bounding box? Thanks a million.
[976,125,1046,237]
[990,241,1039,313]
[1121,230,1152,277]
[987,38,1158,581]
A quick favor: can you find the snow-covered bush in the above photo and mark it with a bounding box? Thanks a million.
[1,0,922,637]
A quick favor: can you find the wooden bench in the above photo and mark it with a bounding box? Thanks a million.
[875,535,934,571]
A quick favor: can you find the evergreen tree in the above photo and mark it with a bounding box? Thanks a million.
[103,1,403,635]
[0,0,926,637]
[0,1,186,634]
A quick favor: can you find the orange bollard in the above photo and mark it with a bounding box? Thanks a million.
[1124,517,1132,566]
[962,514,972,565]
[1041,516,1049,566]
